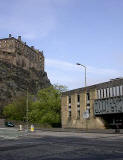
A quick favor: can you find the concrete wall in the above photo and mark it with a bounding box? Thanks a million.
[61,88,105,129]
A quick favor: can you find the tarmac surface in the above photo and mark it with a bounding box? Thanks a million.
[0,128,123,160]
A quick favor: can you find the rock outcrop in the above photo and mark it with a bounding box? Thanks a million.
[0,60,51,113]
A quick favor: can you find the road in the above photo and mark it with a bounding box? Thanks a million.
[0,129,123,160]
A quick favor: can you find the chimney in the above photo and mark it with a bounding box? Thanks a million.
[18,36,21,41]
[9,34,12,38]
[31,46,34,49]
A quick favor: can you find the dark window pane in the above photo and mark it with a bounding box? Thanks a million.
[69,96,71,103]
[77,94,80,102]
[87,93,90,100]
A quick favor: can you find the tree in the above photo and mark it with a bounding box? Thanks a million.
[3,96,32,121]
[29,85,67,127]
[53,84,68,93]
[3,84,67,127]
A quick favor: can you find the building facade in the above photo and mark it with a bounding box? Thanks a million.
[61,78,123,129]
[0,34,44,72]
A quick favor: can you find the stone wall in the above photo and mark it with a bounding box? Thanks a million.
[0,36,44,72]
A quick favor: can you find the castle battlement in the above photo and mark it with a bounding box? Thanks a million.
[0,34,44,72]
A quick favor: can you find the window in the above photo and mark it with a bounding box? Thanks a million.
[68,96,71,119]
[97,90,98,99]
[104,89,106,98]
[86,92,90,106]
[68,96,71,104]
[97,90,101,99]
[120,86,123,96]
[77,94,80,102]
[107,88,110,97]
[116,86,120,96]
[68,104,71,119]
[113,87,116,97]
[101,89,104,99]
[77,110,80,119]
[110,88,113,97]
[69,111,71,118]
[86,92,90,101]
[77,105,80,119]
[69,105,71,109]
[68,105,71,119]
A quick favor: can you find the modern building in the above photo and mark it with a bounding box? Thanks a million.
[0,34,44,72]
[61,78,123,129]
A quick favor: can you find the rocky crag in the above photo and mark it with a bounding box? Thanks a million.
[0,60,51,113]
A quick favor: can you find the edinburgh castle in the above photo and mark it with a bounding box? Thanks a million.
[0,34,44,72]
[0,35,50,113]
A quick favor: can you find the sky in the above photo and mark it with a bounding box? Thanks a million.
[0,0,123,90]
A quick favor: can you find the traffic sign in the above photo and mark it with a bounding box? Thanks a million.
[83,110,89,119]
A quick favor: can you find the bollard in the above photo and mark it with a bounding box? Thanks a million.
[19,125,23,131]
[30,125,34,132]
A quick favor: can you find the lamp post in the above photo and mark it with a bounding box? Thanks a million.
[76,63,87,88]
[76,63,88,130]
[26,87,29,132]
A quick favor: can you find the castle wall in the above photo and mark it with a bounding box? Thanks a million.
[0,37,44,72]
[0,51,16,65]
[0,38,15,53]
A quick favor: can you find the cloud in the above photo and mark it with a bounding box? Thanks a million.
[45,58,123,89]
[46,59,78,72]
[46,58,121,76]
[87,66,120,76]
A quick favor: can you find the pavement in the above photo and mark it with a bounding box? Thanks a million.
[0,129,123,160]
[0,128,28,139]
[0,127,123,139]
[0,128,123,159]
[35,127,123,134]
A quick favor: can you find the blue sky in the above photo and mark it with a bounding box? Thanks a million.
[0,0,123,89]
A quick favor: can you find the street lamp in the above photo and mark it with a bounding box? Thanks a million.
[26,87,29,132]
[76,63,88,130]
[76,63,87,88]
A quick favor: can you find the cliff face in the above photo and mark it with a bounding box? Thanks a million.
[0,60,51,113]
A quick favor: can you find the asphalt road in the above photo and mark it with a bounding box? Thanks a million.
[0,130,123,160]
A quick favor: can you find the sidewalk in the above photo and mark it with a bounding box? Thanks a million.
[34,128,123,134]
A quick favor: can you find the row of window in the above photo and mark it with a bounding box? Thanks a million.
[68,93,90,104]
[68,93,90,119]
[97,86,123,99]
[68,104,80,119]
[68,95,80,104]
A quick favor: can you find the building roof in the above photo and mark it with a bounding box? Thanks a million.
[62,78,123,96]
